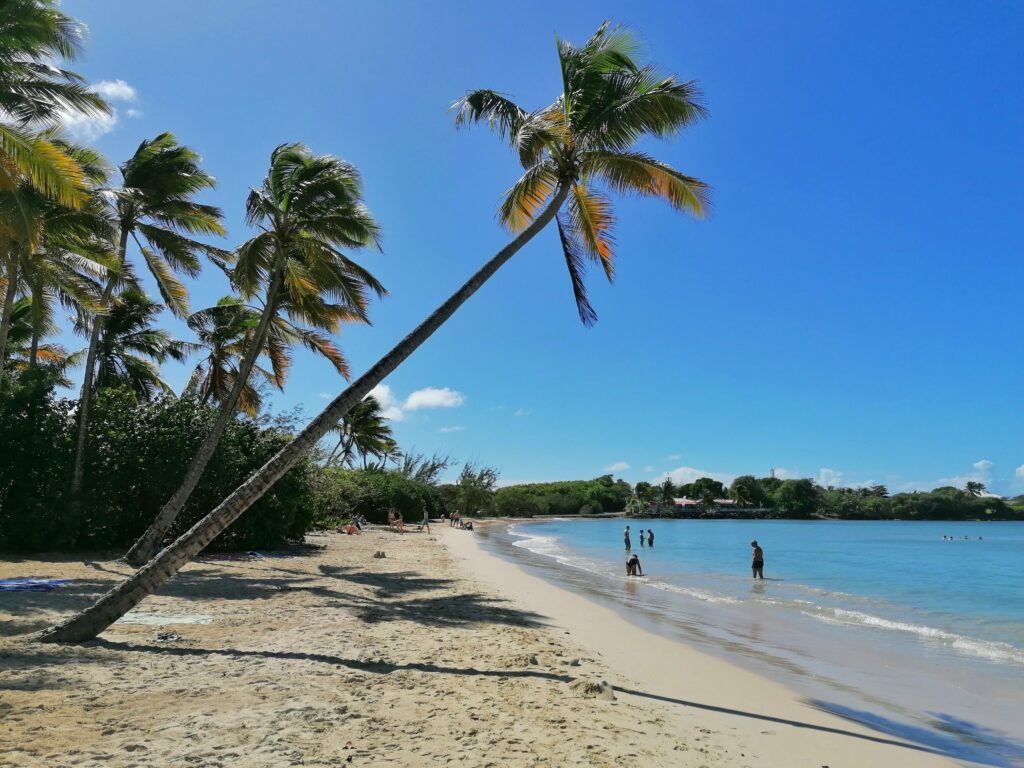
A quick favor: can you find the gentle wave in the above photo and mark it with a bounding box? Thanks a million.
[802,608,1024,666]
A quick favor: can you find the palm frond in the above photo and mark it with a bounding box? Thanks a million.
[555,213,598,327]
[568,183,615,279]
[580,150,710,217]
[498,161,559,231]
[451,90,528,143]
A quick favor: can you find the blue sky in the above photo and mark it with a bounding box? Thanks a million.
[60,1,1024,493]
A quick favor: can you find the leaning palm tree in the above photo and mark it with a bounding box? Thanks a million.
[184,296,354,417]
[182,297,280,417]
[0,0,109,208]
[69,133,226,504]
[81,288,193,401]
[41,21,709,641]
[123,144,384,565]
[325,395,393,468]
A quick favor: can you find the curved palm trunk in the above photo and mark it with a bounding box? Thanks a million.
[38,184,570,643]
[0,255,21,384]
[123,265,286,566]
[69,227,129,508]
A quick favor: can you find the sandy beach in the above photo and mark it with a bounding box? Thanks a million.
[0,525,972,767]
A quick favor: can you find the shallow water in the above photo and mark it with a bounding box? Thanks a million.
[479,519,1024,767]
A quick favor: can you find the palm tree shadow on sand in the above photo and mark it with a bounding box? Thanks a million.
[808,700,1023,767]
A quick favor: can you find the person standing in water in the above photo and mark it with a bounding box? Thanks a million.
[624,526,631,551]
[647,529,654,548]
[750,540,764,579]
[639,528,645,547]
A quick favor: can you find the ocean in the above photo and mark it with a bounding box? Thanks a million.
[479,518,1024,767]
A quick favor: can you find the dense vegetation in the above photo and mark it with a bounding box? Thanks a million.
[632,475,1024,521]
[0,370,319,552]
[492,475,632,517]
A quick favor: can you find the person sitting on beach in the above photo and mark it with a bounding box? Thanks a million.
[750,540,764,580]
[626,553,643,576]
[647,529,654,547]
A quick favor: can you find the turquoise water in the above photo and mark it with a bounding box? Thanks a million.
[483,519,1024,766]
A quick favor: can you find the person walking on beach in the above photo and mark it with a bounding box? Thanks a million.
[626,552,643,576]
[750,540,764,579]
[418,503,430,533]
[624,526,631,551]
[647,529,654,548]
[639,528,645,547]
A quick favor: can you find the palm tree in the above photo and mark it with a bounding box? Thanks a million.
[41,22,709,641]
[965,481,986,498]
[0,0,109,208]
[82,288,193,401]
[184,296,352,417]
[69,133,226,505]
[325,395,393,468]
[123,143,384,565]
[2,295,74,383]
[0,138,111,386]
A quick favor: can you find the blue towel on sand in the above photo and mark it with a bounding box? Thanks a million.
[0,578,73,592]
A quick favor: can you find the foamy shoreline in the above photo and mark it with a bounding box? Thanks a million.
[441,522,973,767]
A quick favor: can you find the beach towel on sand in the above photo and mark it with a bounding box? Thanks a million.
[0,578,73,592]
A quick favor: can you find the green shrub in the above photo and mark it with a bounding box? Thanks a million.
[0,372,319,553]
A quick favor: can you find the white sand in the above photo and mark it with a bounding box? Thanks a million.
[0,527,972,767]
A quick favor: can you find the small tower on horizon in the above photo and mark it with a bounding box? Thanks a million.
[770,467,776,480]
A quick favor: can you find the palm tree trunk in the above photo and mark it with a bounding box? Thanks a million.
[68,226,129,509]
[28,279,43,368]
[0,255,21,384]
[123,261,286,566]
[37,184,570,643]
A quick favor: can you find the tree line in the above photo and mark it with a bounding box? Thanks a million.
[630,475,1024,521]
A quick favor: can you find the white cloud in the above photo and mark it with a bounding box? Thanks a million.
[368,384,406,421]
[1016,465,1024,479]
[658,465,736,487]
[59,111,116,141]
[60,78,141,141]
[439,426,465,433]
[666,454,682,461]
[318,392,331,400]
[404,387,464,411]
[973,459,994,474]
[604,461,630,473]
[91,79,137,101]
[772,467,798,480]
[514,408,532,418]
[643,465,655,473]
[369,384,465,421]
[817,468,844,487]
